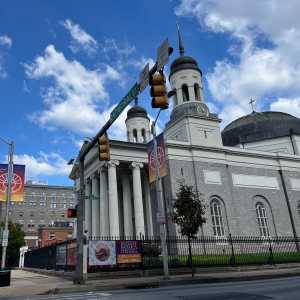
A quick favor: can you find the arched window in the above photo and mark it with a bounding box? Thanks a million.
[256,202,270,237]
[194,83,200,101]
[182,84,189,102]
[210,199,225,237]
[133,129,137,143]
[141,128,146,143]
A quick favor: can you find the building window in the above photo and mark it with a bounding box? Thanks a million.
[49,232,55,240]
[256,202,270,237]
[141,129,146,143]
[182,84,189,102]
[194,83,200,101]
[133,129,137,143]
[61,194,67,208]
[29,193,36,206]
[210,199,225,237]
[40,192,46,206]
[50,193,57,208]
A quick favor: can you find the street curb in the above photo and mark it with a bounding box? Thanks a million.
[45,268,300,295]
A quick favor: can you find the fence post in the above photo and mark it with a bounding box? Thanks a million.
[268,237,274,265]
[229,234,235,265]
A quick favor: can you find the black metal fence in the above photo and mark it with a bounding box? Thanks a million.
[24,236,300,271]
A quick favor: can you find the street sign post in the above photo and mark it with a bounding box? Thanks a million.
[139,63,150,92]
[157,38,170,71]
[110,82,140,122]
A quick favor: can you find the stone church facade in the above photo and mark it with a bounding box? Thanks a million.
[70,35,300,240]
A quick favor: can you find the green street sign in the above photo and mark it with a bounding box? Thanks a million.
[110,82,140,122]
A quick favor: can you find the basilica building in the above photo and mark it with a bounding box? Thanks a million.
[70,36,300,240]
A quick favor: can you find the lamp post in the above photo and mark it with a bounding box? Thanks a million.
[0,136,14,270]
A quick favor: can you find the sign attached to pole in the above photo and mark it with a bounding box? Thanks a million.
[110,83,140,122]
[157,38,170,71]
[147,133,167,183]
[0,164,25,202]
[139,63,149,93]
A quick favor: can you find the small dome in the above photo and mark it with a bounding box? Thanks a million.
[126,105,149,121]
[222,111,300,146]
[169,56,201,78]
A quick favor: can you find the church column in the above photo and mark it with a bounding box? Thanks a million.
[143,173,153,236]
[99,165,109,236]
[188,85,195,102]
[137,130,143,143]
[131,162,145,237]
[84,178,92,236]
[121,172,133,236]
[108,160,120,236]
[91,173,100,237]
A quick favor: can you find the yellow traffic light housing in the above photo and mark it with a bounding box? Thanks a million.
[150,72,168,109]
[98,134,110,161]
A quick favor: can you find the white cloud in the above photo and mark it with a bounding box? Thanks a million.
[13,152,71,180]
[24,45,121,135]
[62,19,98,55]
[0,34,12,78]
[270,97,300,118]
[175,0,300,125]
[0,35,12,48]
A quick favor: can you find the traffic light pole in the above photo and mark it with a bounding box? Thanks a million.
[151,110,169,279]
[1,139,14,270]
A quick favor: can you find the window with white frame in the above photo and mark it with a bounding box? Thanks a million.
[29,192,36,206]
[182,84,189,102]
[210,199,225,237]
[61,193,67,208]
[40,192,46,206]
[256,202,270,237]
[50,193,57,208]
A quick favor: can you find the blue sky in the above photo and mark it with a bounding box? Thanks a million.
[1,0,300,186]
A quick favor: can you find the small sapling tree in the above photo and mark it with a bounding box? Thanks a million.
[173,184,206,277]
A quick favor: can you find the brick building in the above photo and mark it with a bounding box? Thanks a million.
[0,182,76,248]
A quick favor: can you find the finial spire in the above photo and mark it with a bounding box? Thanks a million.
[177,22,185,56]
[249,98,256,113]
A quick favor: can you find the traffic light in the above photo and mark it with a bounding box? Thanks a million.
[98,133,110,161]
[67,207,77,218]
[150,72,168,109]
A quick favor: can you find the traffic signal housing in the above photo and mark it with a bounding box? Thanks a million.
[98,134,110,161]
[150,72,168,109]
[67,207,77,218]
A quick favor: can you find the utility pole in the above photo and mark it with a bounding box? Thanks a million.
[151,110,169,279]
[1,139,14,270]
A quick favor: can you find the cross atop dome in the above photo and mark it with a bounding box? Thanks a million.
[177,22,185,56]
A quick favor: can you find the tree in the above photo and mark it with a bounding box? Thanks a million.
[173,184,206,277]
[0,222,25,267]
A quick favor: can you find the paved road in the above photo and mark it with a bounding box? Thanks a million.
[1,276,300,300]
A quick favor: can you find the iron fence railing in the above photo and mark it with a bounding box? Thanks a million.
[24,235,300,271]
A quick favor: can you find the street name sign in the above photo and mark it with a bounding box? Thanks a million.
[139,63,149,92]
[110,82,140,122]
[157,38,170,71]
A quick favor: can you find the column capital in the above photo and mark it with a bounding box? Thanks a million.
[92,172,99,179]
[108,160,119,168]
[131,162,143,169]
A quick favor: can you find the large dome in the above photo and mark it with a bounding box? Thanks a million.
[222,111,300,146]
[169,55,201,78]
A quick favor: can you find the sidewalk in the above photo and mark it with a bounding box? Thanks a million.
[1,264,300,298]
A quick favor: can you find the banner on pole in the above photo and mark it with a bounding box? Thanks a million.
[89,240,116,266]
[147,133,167,183]
[0,164,25,202]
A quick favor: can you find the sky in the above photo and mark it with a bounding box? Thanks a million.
[1,0,300,186]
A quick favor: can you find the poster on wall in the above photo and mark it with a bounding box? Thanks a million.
[0,164,25,202]
[89,240,116,266]
[56,244,67,266]
[116,240,142,264]
[67,242,77,266]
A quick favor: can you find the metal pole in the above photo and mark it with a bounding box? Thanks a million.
[151,112,169,279]
[1,141,14,269]
[74,156,87,283]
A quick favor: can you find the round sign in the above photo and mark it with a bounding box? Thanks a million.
[0,172,23,194]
